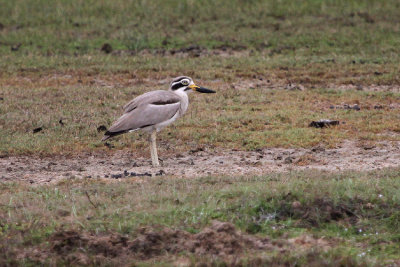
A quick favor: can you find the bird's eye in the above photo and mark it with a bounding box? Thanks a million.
[181,79,189,85]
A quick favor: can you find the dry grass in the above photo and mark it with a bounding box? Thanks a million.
[2,1,400,266]
[1,60,399,156]
[1,0,400,155]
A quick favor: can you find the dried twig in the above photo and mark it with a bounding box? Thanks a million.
[85,191,98,209]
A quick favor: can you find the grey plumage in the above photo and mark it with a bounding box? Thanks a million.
[102,91,182,140]
[102,76,215,167]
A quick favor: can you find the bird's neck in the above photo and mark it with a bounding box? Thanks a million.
[172,90,189,115]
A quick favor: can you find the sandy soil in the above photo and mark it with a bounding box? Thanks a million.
[1,140,399,184]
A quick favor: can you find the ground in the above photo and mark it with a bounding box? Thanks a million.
[1,0,400,266]
[2,140,400,184]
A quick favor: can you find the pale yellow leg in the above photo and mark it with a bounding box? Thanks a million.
[149,131,160,167]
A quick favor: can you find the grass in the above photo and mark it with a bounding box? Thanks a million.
[1,168,400,265]
[1,1,400,155]
[1,0,400,56]
[1,1,400,265]
[1,76,399,155]
[2,0,400,78]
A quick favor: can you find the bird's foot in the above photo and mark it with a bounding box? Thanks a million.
[152,157,165,167]
[151,158,161,167]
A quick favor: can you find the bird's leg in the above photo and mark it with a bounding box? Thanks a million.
[149,131,160,167]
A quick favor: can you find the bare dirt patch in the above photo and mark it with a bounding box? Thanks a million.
[24,221,324,265]
[1,140,399,184]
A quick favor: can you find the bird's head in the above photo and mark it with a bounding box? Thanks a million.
[169,76,215,94]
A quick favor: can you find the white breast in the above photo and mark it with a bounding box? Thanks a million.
[172,89,189,115]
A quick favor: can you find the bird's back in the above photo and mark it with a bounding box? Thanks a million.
[102,90,183,140]
[123,90,181,113]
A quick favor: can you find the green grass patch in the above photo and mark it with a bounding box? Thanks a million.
[0,168,400,265]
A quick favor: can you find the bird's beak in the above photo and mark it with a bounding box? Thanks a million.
[188,84,216,93]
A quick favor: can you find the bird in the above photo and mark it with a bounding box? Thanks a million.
[102,76,215,167]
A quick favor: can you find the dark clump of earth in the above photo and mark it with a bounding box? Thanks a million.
[309,120,340,128]
[257,196,360,227]
[97,125,107,132]
[43,221,275,265]
[101,43,113,54]
[107,169,165,179]
[32,127,43,133]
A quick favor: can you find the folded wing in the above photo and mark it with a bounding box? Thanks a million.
[102,91,181,140]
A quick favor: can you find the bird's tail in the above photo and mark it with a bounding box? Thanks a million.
[101,130,127,141]
[101,135,111,141]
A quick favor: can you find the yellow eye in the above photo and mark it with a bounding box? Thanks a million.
[181,79,189,85]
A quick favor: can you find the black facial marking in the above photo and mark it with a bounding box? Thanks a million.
[171,82,184,90]
[172,77,188,83]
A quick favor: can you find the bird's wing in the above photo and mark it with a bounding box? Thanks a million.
[103,91,181,140]
[123,90,181,113]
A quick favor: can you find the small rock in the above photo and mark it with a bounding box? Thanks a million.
[156,170,166,176]
[59,119,65,126]
[132,162,139,167]
[189,147,204,154]
[343,104,360,110]
[284,157,293,164]
[363,145,375,150]
[285,83,304,91]
[111,173,122,179]
[311,146,325,153]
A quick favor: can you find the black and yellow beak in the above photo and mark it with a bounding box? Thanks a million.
[187,84,216,93]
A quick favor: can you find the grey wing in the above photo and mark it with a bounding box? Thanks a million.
[123,90,181,113]
[102,102,180,140]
